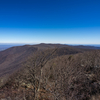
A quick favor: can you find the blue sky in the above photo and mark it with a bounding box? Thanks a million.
[0,0,100,44]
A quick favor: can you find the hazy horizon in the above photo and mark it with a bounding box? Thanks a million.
[0,43,100,46]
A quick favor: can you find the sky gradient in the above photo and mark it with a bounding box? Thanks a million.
[0,0,100,44]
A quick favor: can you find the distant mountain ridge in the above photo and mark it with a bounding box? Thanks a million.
[73,45,100,49]
[0,43,100,51]
[66,44,100,47]
[0,43,99,78]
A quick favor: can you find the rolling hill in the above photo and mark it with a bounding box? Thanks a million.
[0,43,94,78]
[0,43,100,100]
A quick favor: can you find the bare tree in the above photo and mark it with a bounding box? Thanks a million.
[25,48,58,100]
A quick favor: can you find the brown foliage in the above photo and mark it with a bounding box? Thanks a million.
[0,45,100,100]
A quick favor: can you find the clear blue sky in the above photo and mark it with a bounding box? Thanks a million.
[0,0,100,44]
